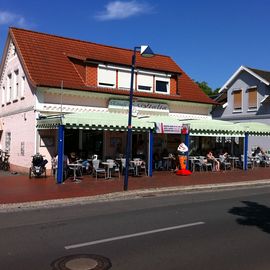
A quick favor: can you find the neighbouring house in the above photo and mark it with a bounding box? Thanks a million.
[0,27,216,175]
[212,65,270,153]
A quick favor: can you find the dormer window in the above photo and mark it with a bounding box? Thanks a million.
[97,64,172,95]
[98,67,116,88]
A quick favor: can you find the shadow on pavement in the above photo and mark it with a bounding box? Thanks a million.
[228,201,270,234]
[0,170,21,177]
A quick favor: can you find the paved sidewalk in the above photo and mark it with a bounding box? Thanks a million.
[1,167,270,207]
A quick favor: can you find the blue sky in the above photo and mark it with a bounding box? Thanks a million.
[1,0,270,90]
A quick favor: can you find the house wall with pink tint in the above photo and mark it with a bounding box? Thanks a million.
[0,41,37,173]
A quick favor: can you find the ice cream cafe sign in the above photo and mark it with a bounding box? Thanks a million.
[109,100,169,113]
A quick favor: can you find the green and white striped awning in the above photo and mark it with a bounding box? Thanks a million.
[234,122,270,136]
[36,112,155,132]
[37,113,270,136]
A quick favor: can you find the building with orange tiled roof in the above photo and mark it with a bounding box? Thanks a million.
[0,27,215,175]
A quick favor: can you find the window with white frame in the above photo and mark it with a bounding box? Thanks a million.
[7,74,12,103]
[5,131,11,152]
[2,85,5,106]
[155,76,170,94]
[248,87,257,110]
[21,75,25,98]
[137,73,153,92]
[13,69,19,100]
[98,67,116,87]
[118,70,133,90]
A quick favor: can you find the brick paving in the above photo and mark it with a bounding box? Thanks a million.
[0,167,270,204]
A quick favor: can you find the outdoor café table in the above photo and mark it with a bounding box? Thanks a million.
[130,160,142,176]
[229,156,239,170]
[68,163,83,182]
[102,162,112,179]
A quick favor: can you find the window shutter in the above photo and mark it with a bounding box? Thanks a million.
[233,90,242,110]
[137,73,153,89]
[118,70,134,89]
[248,88,257,109]
[98,67,116,87]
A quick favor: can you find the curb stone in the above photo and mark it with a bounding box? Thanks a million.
[1,179,270,212]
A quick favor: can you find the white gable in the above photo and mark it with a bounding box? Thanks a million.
[0,39,29,107]
[0,41,20,87]
[219,65,270,94]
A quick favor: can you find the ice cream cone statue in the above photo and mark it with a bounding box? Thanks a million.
[177,142,188,170]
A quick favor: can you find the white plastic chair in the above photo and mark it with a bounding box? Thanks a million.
[121,158,135,176]
[199,156,213,171]
[112,160,121,178]
[219,155,231,170]
[133,158,147,176]
[92,159,106,179]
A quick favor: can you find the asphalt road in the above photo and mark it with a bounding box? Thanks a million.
[1,186,270,270]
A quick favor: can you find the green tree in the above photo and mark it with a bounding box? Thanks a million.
[195,81,220,96]
[212,88,220,95]
[195,81,212,96]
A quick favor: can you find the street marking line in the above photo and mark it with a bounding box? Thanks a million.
[65,221,205,250]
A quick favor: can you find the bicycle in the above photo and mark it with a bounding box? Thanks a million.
[0,150,10,171]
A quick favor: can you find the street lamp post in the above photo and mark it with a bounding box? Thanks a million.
[124,45,154,191]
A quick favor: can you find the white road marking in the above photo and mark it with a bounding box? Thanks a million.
[65,221,205,250]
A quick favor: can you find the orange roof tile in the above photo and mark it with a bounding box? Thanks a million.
[9,27,215,105]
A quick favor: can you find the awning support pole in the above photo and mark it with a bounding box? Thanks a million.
[57,125,64,183]
[244,132,248,171]
[148,130,153,177]
[185,132,190,170]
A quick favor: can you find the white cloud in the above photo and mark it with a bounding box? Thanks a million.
[95,1,153,21]
[0,10,26,27]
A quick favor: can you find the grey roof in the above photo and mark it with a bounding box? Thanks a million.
[247,67,270,83]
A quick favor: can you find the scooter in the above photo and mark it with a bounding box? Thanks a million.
[29,153,48,178]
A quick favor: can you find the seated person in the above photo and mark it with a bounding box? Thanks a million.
[153,151,163,170]
[219,151,229,163]
[206,150,220,171]
[252,146,267,157]
[68,152,78,164]
[161,148,169,169]
[80,153,91,174]
[67,152,83,178]
[252,146,270,165]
